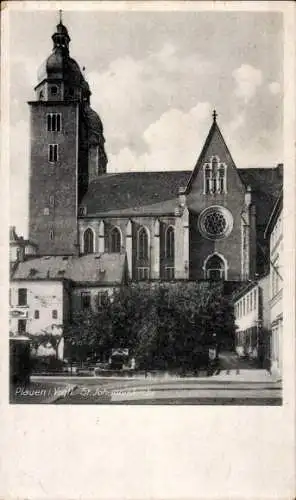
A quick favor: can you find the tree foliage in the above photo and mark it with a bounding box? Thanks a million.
[63,282,236,371]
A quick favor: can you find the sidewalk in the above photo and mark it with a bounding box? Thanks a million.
[210,369,281,383]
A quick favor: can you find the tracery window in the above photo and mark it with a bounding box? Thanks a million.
[109,227,121,253]
[137,227,149,260]
[203,156,227,194]
[198,206,233,240]
[84,228,94,254]
[165,226,175,260]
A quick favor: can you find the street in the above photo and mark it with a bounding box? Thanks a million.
[10,351,281,406]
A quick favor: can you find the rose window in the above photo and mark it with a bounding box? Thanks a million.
[203,211,227,236]
[198,206,233,240]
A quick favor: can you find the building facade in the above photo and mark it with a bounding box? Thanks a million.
[264,191,283,378]
[10,243,129,358]
[233,275,270,364]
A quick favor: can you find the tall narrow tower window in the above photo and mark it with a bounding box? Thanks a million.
[48,144,59,163]
[47,113,61,132]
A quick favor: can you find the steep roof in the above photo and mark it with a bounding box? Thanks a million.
[185,118,239,193]
[264,189,283,238]
[11,253,127,285]
[239,167,283,226]
[80,171,191,216]
[80,166,283,224]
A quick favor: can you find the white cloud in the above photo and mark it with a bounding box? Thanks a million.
[109,102,211,172]
[269,81,281,95]
[232,64,263,103]
[87,44,214,151]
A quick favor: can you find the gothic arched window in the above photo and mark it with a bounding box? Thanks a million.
[218,163,226,193]
[203,156,227,194]
[84,228,94,254]
[109,227,121,253]
[165,226,175,260]
[204,164,212,194]
[137,227,149,260]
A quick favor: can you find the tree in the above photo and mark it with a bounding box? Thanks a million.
[63,281,237,372]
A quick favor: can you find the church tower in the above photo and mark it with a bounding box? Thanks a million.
[28,14,107,255]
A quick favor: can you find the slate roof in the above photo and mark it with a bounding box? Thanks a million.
[80,166,283,225]
[238,167,283,226]
[11,253,126,285]
[80,171,191,216]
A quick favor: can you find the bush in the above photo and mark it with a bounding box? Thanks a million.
[31,355,65,373]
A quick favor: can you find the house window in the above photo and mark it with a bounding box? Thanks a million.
[52,310,58,319]
[18,319,26,334]
[81,292,91,310]
[84,228,94,254]
[250,293,253,311]
[47,113,61,132]
[165,226,175,260]
[109,227,121,253]
[44,207,49,216]
[48,144,59,162]
[137,267,149,281]
[246,295,249,313]
[49,228,54,240]
[97,291,108,309]
[18,288,27,306]
[203,156,227,194]
[253,289,257,309]
[49,195,55,207]
[137,227,149,260]
[34,310,40,319]
[165,267,175,281]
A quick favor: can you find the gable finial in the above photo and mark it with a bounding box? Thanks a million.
[212,109,217,122]
[59,9,63,24]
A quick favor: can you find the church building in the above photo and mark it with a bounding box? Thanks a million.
[26,19,283,287]
[9,17,284,359]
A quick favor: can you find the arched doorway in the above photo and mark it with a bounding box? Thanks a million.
[204,254,226,280]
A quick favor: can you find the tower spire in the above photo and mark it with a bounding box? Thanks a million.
[59,9,63,24]
[212,109,217,122]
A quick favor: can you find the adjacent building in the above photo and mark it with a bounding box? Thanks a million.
[264,190,283,377]
[10,242,129,358]
[233,275,270,365]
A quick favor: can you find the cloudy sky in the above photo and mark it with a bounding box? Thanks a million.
[9,7,283,237]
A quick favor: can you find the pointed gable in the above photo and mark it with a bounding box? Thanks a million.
[185,111,245,195]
